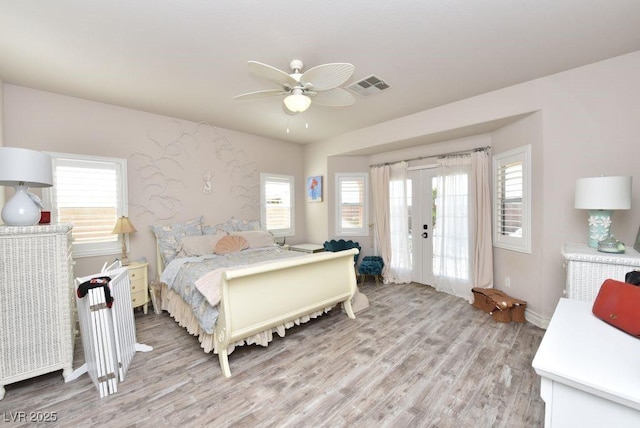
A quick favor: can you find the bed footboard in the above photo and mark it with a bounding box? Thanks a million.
[215,248,358,377]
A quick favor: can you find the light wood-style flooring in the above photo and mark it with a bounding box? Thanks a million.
[0,282,546,427]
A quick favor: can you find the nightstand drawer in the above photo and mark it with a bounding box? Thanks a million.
[128,267,144,281]
[130,278,146,293]
[131,290,147,308]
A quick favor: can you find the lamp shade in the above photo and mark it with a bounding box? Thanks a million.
[574,176,632,210]
[0,147,53,187]
[112,216,137,234]
[283,90,311,113]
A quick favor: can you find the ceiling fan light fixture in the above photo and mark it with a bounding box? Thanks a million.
[284,92,311,113]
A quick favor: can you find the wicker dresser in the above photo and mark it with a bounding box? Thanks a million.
[0,224,75,400]
[561,243,640,303]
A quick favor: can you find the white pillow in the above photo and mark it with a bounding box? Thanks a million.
[230,230,275,249]
[177,231,227,257]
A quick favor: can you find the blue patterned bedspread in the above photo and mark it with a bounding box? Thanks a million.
[160,247,305,334]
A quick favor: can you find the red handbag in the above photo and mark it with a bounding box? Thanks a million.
[592,279,640,337]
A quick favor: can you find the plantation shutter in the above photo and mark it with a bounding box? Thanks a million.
[336,173,368,235]
[492,145,531,253]
[261,173,294,237]
[53,158,120,244]
[496,161,523,237]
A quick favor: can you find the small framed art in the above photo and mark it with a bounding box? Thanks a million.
[307,176,322,202]
[634,226,640,252]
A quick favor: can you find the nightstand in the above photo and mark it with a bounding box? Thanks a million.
[127,261,149,314]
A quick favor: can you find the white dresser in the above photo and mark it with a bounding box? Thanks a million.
[0,224,75,400]
[561,243,640,303]
[533,298,640,427]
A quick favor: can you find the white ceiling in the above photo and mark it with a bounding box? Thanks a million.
[1,1,639,145]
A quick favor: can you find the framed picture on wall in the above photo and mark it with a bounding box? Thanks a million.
[634,226,640,252]
[307,176,322,202]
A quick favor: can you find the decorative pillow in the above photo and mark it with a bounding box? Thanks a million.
[209,220,236,234]
[150,216,203,265]
[214,235,249,255]
[176,231,227,258]
[230,230,275,249]
[202,224,223,235]
[229,218,262,231]
[205,217,262,234]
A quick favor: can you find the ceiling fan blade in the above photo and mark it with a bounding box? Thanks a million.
[300,63,354,91]
[248,61,298,87]
[233,89,287,100]
[310,88,355,107]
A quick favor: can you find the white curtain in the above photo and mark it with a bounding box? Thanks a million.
[432,155,473,301]
[433,152,493,302]
[370,165,391,278]
[387,162,412,283]
[471,150,494,289]
[370,162,412,284]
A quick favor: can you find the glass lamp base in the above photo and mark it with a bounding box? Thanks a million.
[587,210,612,248]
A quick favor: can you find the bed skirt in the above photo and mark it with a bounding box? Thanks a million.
[159,283,334,355]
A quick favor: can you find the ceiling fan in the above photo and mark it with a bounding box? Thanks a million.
[233,59,356,114]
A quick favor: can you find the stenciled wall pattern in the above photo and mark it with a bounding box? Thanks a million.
[129,121,259,223]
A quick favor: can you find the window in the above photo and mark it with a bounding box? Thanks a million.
[43,152,128,258]
[260,173,295,237]
[336,173,368,236]
[493,145,531,253]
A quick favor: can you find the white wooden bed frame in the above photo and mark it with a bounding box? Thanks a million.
[157,247,358,377]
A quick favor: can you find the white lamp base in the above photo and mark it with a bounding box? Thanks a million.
[1,184,41,226]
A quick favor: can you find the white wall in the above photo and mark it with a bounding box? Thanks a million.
[305,50,640,324]
[0,78,4,213]
[3,85,306,279]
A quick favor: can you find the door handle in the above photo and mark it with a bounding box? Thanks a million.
[422,232,428,239]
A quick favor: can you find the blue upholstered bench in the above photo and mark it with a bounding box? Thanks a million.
[358,256,384,285]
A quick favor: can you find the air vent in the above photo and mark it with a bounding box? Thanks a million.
[347,74,390,97]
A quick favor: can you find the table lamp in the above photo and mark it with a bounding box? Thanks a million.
[112,216,137,265]
[574,176,632,248]
[0,147,53,226]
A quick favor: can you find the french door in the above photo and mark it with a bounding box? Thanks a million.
[408,168,438,285]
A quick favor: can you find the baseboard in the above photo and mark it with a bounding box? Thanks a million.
[525,308,551,329]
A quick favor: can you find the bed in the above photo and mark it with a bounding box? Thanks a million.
[153,217,358,377]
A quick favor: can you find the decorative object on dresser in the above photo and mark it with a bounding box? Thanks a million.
[574,175,632,248]
[0,224,75,400]
[127,261,149,314]
[592,279,640,337]
[597,234,626,254]
[533,298,640,427]
[561,243,640,303]
[111,216,137,266]
[0,147,53,226]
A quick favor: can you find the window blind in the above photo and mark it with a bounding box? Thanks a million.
[496,162,523,237]
[54,159,120,244]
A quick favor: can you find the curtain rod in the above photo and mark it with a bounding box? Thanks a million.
[368,145,491,168]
